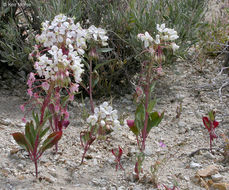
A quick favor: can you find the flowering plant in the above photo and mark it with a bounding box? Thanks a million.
[12,14,109,177]
[80,101,120,163]
[127,23,179,178]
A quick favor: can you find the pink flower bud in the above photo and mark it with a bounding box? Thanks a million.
[42,82,50,91]
[136,86,143,97]
[127,119,135,128]
[27,89,33,97]
[20,105,25,112]
[22,117,26,123]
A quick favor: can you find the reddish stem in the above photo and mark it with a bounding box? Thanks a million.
[141,71,151,152]
[89,59,95,114]
[35,159,38,178]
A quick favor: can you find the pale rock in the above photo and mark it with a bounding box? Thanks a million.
[17,164,24,170]
[178,121,186,128]
[211,173,223,182]
[118,186,126,190]
[110,186,117,190]
[93,159,98,165]
[203,152,215,159]
[212,182,229,190]
[190,161,202,169]
[197,165,218,177]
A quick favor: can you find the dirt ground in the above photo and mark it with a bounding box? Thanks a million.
[0,55,229,190]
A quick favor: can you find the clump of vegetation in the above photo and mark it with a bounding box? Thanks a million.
[1,0,208,96]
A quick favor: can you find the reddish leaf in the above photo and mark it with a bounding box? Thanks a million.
[202,117,211,131]
[12,132,31,151]
[40,131,62,152]
[213,120,219,129]
[127,119,139,136]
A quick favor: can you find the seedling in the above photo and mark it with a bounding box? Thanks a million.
[111,146,124,171]
[202,110,219,153]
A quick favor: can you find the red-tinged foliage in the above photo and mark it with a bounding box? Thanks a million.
[163,184,177,190]
[11,132,30,151]
[202,110,219,153]
[111,146,123,171]
[41,131,62,153]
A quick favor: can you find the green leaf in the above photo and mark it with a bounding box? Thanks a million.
[134,103,145,131]
[94,59,116,71]
[129,124,139,136]
[12,132,31,151]
[32,111,40,128]
[25,121,35,148]
[92,71,99,88]
[40,127,49,139]
[147,98,156,113]
[97,48,113,53]
[149,82,156,95]
[147,112,164,134]
[208,110,215,121]
[40,131,62,153]
[61,95,70,106]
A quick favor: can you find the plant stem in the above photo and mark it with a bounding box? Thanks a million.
[35,159,38,178]
[89,59,95,114]
[81,146,88,164]
[141,67,151,152]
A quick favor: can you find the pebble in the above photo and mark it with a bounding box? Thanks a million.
[197,165,218,177]
[190,161,202,169]
[211,173,223,182]
[178,121,186,128]
[203,152,215,159]
[118,186,126,190]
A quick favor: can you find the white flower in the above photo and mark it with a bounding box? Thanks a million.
[100,120,106,127]
[87,115,98,126]
[169,34,179,41]
[137,31,153,48]
[155,34,160,44]
[113,120,120,127]
[156,23,166,33]
[171,42,179,51]
[111,110,118,120]
[88,25,109,46]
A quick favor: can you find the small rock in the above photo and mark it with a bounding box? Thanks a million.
[190,161,202,169]
[118,186,126,190]
[0,118,12,126]
[197,165,218,177]
[178,121,186,128]
[15,122,25,128]
[211,173,223,182]
[212,182,229,190]
[203,152,215,159]
[110,186,117,190]
[125,94,132,100]
[17,164,24,170]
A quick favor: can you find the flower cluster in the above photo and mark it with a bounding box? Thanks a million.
[32,14,109,83]
[87,102,120,128]
[137,23,179,54]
